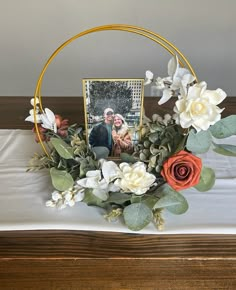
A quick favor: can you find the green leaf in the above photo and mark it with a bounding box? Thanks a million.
[123,203,153,231]
[50,138,74,159]
[105,192,131,205]
[83,189,107,208]
[120,153,136,163]
[142,196,159,210]
[149,132,159,143]
[212,142,236,157]
[210,115,236,138]
[50,168,74,191]
[154,186,188,215]
[186,130,212,153]
[194,167,215,192]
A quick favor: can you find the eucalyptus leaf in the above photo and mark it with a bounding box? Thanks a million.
[142,196,159,210]
[50,168,74,191]
[120,153,136,163]
[210,115,236,138]
[83,188,107,208]
[186,130,212,153]
[194,167,215,192]
[105,192,131,205]
[123,203,153,231]
[153,186,188,215]
[212,142,236,157]
[149,132,159,143]
[50,138,74,159]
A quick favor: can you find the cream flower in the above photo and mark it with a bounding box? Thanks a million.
[114,162,156,195]
[174,81,227,132]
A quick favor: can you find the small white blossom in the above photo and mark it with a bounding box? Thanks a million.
[46,185,85,209]
[25,97,41,123]
[144,70,154,85]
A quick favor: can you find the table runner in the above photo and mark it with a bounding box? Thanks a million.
[0,129,235,234]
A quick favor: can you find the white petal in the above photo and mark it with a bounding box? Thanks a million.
[41,114,53,129]
[25,115,41,123]
[45,108,56,123]
[77,176,99,188]
[203,88,227,105]
[158,89,172,105]
[64,192,73,201]
[92,188,108,201]
[74,191,85,202]
[182,73,195,84]
[102,160,121,183]
[67,199,75,207]
[108,183,121,192]
[175,68,190,79]
[52,191,62,201]
[45,200,56,207]
[30,97,40,106]
[144,70,154,85]
[168,55,178,77]
[193,119,211,131]
[86,170,101,178]
[179,112,193,128]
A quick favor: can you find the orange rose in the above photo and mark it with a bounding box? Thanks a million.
[161,150,202,191]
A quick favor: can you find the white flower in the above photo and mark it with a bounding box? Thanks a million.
[114,162,156,195]
[158,55,195,105]
[25,97,41,123]
[174,81,227,132]
[77,160,121,201]
[144,70,154,85]
[46,186,85,209]
[41,108,57,133]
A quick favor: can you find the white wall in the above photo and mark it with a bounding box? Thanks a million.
[0,0,235,96]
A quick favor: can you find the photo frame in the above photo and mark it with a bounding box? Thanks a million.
[83,78,144,158]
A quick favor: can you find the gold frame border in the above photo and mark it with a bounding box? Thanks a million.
[33,24,197,156]
[82,78,145,147]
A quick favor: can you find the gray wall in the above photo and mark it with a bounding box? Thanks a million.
[0,0,235,96]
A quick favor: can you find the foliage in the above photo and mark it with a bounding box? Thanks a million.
[25,55,236,232]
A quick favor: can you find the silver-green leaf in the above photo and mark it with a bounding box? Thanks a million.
[210,115,236,138]
[154,186,188,215]
[50,138,74,159]
[194,166,215,192]
[50,168,74,191]
[123,203,153,231]
[186,130,212,153]
[212,142,236,157]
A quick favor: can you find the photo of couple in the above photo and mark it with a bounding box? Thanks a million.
[89,107,133,158]
[83,79,144,159]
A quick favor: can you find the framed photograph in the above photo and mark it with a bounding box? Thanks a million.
[83,78,144,158]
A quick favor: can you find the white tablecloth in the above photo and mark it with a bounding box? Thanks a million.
[0,129,236,234]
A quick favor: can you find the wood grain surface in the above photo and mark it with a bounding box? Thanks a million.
[0,231,236,289]
[0,97,236,289]
[0,96,235,129]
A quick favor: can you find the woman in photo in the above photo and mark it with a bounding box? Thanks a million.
[112,114,133,157]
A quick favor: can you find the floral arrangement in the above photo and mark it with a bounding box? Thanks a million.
[25,56,236,231]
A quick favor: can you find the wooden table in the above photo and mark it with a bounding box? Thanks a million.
[0,97,236,289]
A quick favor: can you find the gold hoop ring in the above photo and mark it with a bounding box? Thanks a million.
[33,24,197,156]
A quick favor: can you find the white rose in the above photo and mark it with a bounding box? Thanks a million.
[114,162,156,195]
[174,81,227,132]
